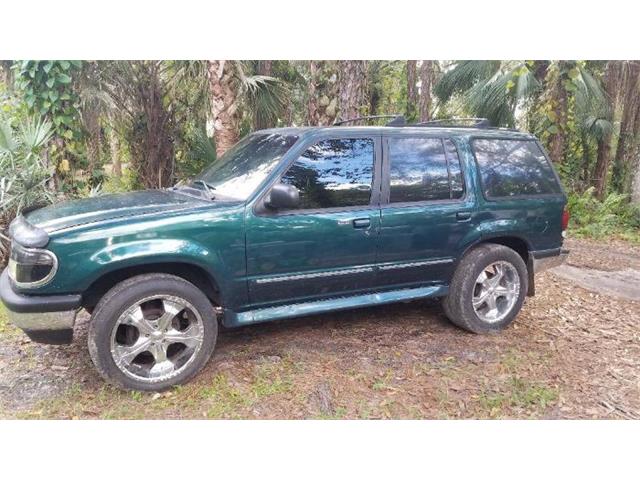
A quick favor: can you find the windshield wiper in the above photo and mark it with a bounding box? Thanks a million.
[191,180,216,200]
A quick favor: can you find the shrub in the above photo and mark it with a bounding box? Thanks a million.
[567,187,640,242]
[0,117,58,263]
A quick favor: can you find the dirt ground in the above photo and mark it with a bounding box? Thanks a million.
[0,237,638,419]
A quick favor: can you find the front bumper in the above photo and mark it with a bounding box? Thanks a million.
[532,248,570,274]
[0,269,81,344]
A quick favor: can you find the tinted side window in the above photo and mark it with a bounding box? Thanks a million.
[473,139,561,198]
[281,138,374,209]
[389,137,465,202]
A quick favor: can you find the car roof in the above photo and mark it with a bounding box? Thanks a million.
[255,125,536,140]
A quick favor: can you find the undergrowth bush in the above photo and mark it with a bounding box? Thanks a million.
[567,187,640,242]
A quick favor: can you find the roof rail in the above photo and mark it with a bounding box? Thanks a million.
[333,115,406,127]
[413,118,492,128]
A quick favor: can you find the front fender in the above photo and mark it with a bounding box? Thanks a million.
[84,238,244,305]
[90,238,216,269]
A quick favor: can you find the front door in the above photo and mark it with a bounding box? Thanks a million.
[376,135,477,288]
[245,135,382,307]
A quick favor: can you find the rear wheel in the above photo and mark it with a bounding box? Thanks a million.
[88,273,218,391]
[443,244,528,333]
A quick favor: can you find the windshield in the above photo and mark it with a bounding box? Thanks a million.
[195,133,298,201]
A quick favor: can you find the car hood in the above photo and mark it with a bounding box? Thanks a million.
[24,189,211,233]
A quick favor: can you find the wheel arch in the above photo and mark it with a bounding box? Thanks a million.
[456,234,535,296]
[81,261,223,312]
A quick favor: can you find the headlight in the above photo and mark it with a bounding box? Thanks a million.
[8,242,58,288]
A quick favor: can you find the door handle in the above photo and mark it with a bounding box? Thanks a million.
[456,211,472,221]
[352,218,371,229]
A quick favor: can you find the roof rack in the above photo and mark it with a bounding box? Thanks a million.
[333,115,519,132]
[333,115,406,127]
[413,118,492,128]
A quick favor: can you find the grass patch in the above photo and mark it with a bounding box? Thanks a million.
[0,302,14,335]
[479,377,558,417]
[251,362,294,398]
[201,374,250,418]
[371,370,394,391]
[470,349,559,418]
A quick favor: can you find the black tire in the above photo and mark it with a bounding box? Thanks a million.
[443,243,528,334]
[88,273,218,391]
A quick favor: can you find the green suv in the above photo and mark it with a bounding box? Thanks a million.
[1,117,569,391]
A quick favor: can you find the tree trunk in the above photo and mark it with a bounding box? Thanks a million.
[418,60,435,122]
[406,61,418,121]
[546,61,570,164]
[612,61,640,193]
[208,60,240,157]
[83,107,102,184]
[593,61,619,198]
[258,60,273,77]
[307,61,319,125]
[632,148,640,203]
[337,60,367,122]
[108,125,121,177]
[0,61,13,88]
[628,103,640,201]
[307,61,338,126]
[141,68,173,188]
[125,62,174,189]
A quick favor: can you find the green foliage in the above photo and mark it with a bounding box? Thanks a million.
[13,61,84,166]
[102,166,141,194]
[0,116,56,215]
[368,61,406,118]
[174,125,216,180]
[568,187,640,241]
[434,60,540,127]
[242,73,289,130]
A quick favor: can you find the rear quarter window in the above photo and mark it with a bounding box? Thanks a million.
[472,138,561,198]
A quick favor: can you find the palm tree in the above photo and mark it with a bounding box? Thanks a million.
[590,61,619,198]
[307,61,339,126]
[207,60,289,156]
[406,61,418,121]
[434,60,541,127]
[97,61,206,189]
[337,61,368,122]
[435,61,608,168]
[418,60,436,122]
[611,61,640,193]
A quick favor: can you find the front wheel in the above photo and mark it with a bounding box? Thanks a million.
[443,244,528,334]
[88,273,218,391]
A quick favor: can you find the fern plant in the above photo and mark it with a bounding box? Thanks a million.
[567,187,640,241]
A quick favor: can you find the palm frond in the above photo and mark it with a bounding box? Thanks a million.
[583,116,614,140]
[18,117,53,153]
[190,126,217,164]
[434,61,540,127]
[514,65,541,101]
[0,121,17,154]
[434,60,500,103]
[237,64,290,129]
[574,65,610,124]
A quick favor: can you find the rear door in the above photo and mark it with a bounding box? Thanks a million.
[471,137,567,251]
[376,134,478,288]
[245,134,382,307]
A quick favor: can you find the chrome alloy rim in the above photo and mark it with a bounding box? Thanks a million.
[472,261,520,323]
[110,295,204,383]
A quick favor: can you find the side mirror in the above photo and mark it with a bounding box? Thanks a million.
[265,183,300,210]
